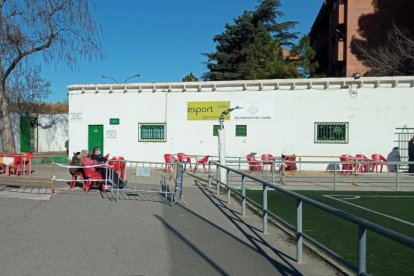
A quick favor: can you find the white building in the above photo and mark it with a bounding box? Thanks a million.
[68,76,414,165]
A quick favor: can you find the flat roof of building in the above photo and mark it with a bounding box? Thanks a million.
[68,76,414,94]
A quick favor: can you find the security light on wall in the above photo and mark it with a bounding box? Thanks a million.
[349,73,361,97]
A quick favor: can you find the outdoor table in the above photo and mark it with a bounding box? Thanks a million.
[0,156,16,176]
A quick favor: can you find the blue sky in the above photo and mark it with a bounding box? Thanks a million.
[40,0,322,102]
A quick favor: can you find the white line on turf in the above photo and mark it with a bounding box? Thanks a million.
[326,195,361,200]
[323,195,414,227]
[328,195,414,199]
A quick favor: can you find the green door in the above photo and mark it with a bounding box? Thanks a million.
[88,125,104,154]
[20,116,31,152]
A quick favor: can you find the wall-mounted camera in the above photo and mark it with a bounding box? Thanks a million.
[352,73,361,80]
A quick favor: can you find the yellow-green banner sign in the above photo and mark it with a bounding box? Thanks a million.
[187,101,230,120]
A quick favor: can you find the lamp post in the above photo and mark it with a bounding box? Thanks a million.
[218,106,242,186]
[101,73,141,83]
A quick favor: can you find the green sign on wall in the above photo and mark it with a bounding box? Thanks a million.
[109,118,120,125]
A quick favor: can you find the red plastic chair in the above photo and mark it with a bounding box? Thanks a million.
[176,153,185,162]
[109,156,126,180]
[21,152,33,175]
[83,167,105,193]
[68,161,85,190]
[164,154,173,172]
[284,155,297,173]
[109,156,119,172]
[355,154,371,173]
[69,172,85,190]
[176,152,190,171]
[246,155,263,173]
[193,156,209,173]
[117,156,125,180]
[261,154,274,172]
[371,154,387,173]
[339,154,356,175]
[11,155,23,176]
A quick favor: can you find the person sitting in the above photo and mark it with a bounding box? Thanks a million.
[387,147,401,173]
[89,147,125,188]
[69,152,82,175]
[81,150,96,167]
[89,147,110,179]
[91,146,109,163]
[80,150,103,188]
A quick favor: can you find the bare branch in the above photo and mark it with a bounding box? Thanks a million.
[0,0,101,152]
[6,63,51,113]
[354,23,414,76]
[3,32,55,82]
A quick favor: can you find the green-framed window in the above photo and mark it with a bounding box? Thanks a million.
[213,125,220,136]
[138,123,166,142]
[315,122,348,143]
[235,125,247,137]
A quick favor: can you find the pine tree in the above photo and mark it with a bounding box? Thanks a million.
[291,35,319,77]
[203,0,297,81]
[242,31,298,79]
[182,73,199,82]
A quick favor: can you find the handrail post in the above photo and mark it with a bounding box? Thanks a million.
[354,159,359,186]
[241,175,246,216]
[396,162,400,191]
[238,157,241,170]
[227,169,231,204]
[358,226,367,275]
[272,160,275,184]
[262,183,268,234]
[208,162,212,188]
[296,199,303,263]
[216,164,220,194]
[334,161,337,190]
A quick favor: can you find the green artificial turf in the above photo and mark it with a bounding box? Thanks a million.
[243,189,414,276]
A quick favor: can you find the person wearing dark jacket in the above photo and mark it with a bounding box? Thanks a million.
[69,152,82,175]
[409,135,414,174]
[91,147,109,163]
[91,147,125,188]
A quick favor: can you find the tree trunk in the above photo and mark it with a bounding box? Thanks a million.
[0,83,16,153]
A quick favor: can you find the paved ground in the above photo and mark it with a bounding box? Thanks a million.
[0,175,341,276]
[1,164,410,275]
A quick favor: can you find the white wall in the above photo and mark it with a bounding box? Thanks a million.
[68,77,414,165]
[0,113,68,153]
[37,114,69,152]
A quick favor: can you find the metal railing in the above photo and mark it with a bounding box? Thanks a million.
[207,160,414,275]
[104,159,184,205]
[205,158,414,191]
[51,159,184,205]
[0,154,65,196]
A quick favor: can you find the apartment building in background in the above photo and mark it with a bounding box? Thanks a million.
[309,0,412,77]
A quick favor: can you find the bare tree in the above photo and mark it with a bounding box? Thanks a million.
[7,64,51,114]
[0,0,101,152]
[354,24,414,76]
